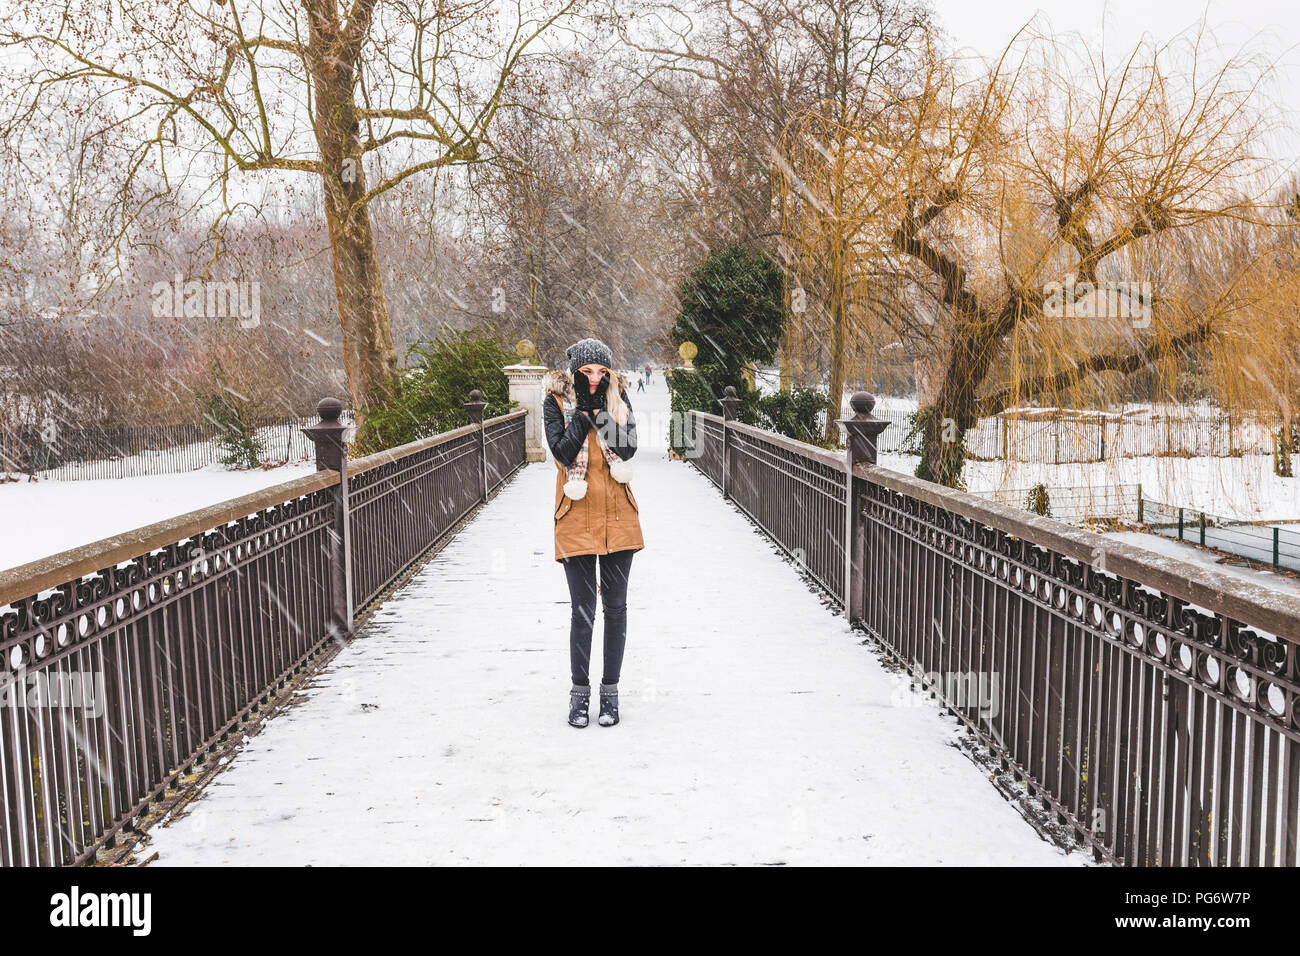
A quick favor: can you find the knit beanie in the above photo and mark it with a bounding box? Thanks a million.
[566,338,614,375]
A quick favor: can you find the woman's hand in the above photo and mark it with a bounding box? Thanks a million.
[573,370,593,409]
[590,372,610,411]
[574,371,609,413]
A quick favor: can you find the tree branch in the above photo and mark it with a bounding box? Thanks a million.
[890,186,980,314]
[979,320,1215,416]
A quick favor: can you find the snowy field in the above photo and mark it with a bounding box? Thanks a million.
[0,463,314,572]
[879,451,1300,523]
[144,379,1079,866]
[1,418,321,483]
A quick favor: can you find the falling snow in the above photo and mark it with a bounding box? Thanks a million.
[141,382,1079,866]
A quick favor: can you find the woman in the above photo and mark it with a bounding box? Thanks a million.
[543,338,644,728]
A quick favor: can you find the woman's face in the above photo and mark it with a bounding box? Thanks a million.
[578,363,610,393]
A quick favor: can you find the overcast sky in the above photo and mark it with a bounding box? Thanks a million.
[931,0,1298,166]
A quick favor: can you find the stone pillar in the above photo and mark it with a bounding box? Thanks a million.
[504,363,548,462]
[719,385,740,422]
[839,392,889,467]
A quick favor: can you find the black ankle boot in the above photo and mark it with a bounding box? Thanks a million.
[598,683,619,726]
[568,684,590,728]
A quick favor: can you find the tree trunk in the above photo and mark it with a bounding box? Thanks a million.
[323,198,399,413]
[916,294,1026,486]
[918,321,1000,487]
[823,132,849,443]
[824,292,848,441]
[527,247,542,345]
[309,41,399,416]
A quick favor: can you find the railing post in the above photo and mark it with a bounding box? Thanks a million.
[302,397,354,641]
[837,392,890,624]
[720,385,739,499]
[465,388,488,502]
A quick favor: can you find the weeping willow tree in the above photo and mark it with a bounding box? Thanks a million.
[778,24,1298,486]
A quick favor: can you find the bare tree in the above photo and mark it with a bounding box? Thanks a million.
[1,0,582,413]
[620,0,933,432]
[461,61,683,365]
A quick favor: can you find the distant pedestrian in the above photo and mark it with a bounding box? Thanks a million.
[636,376,645,392]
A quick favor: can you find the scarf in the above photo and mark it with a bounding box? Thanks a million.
[562,409,632,500]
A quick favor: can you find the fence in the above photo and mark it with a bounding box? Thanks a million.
[686,391,1300,866]
[957,485,1300,574]
[870,408,1274,464]
[1141,499,1300,574]
[974,483,1142,525]
[0,394,527,866]
[0,413,356,482]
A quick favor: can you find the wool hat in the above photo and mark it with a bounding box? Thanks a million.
[566,338,614,375]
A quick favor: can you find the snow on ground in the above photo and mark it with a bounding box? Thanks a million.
[879,452,1300,523]
[869,394,919,413]
[0,463,314,572]
[144,378,1078,866]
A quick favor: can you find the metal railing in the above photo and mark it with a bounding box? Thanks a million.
[348,424,484,610]
[692,410,847,599]
[686,392,1300,866]
[1141,498,1300,574]
[0,394,527,866]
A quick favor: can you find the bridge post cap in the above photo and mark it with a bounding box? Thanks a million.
[464,388,487,425]
[304,398,349,472]
[316,397,345,421]
[838,392,888,465]
[719,385,741,421]
[849,392,877,417]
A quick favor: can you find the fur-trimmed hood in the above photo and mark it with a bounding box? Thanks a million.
[543,368,630,426]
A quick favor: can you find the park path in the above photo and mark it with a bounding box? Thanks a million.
[145,380,1079,866]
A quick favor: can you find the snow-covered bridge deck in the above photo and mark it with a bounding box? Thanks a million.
[143,415,1077,866]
